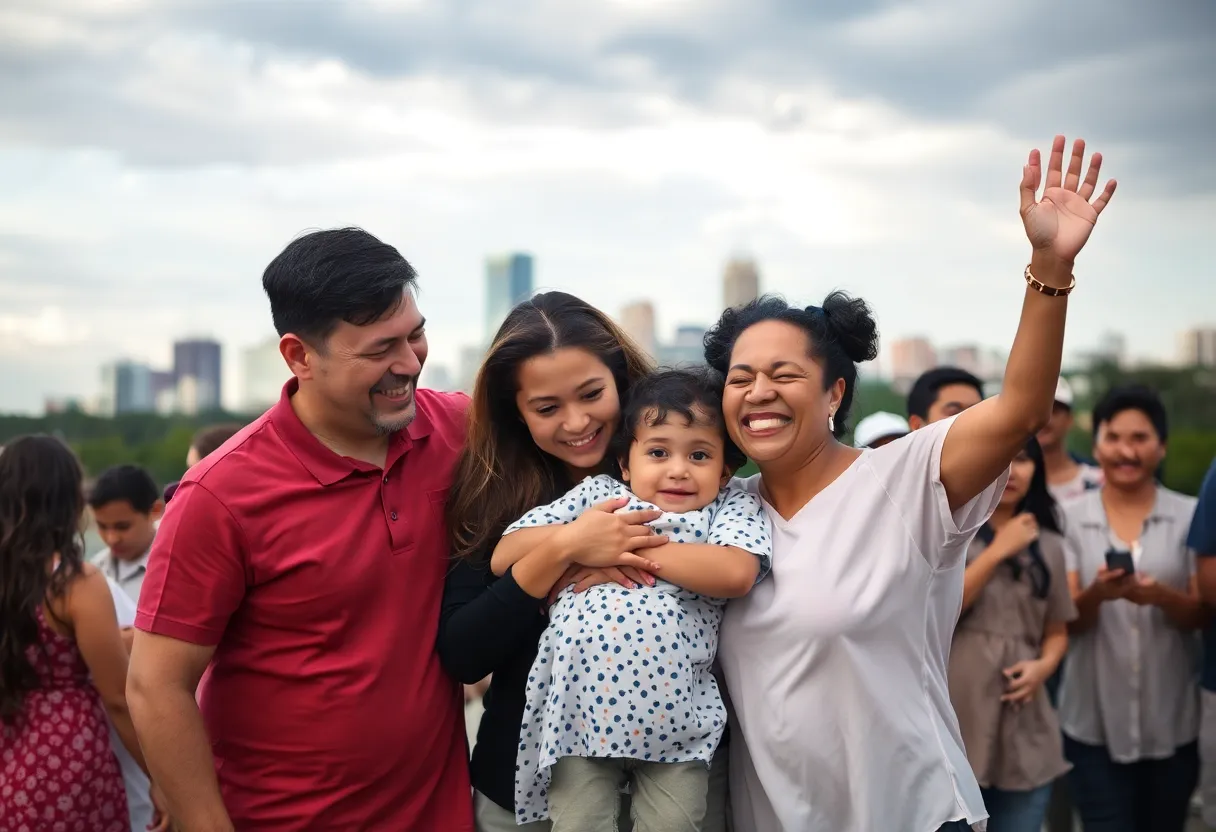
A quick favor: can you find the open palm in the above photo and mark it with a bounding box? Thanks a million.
[1020,136,1117,265]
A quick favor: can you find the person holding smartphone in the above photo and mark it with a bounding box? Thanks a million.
[1058,384,1207,832]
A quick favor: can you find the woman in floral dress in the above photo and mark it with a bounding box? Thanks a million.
[0,435,166,832]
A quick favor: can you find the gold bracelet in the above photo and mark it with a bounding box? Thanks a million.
[1024,263,1075,296]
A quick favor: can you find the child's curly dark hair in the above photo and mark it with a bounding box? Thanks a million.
[611,366,747,473]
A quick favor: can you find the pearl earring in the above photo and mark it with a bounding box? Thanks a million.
[828,413,836,433]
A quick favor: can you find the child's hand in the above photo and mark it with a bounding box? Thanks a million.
[558,497,667,570]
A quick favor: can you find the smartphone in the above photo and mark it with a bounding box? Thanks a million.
[1105,548,1136,575]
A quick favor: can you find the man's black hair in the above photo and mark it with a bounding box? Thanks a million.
[1092,384,1168,442]
[906,366,985,420]
[262,227,417,346]
[88,465,160,513]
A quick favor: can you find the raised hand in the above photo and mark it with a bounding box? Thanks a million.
[1020,135,1117,266]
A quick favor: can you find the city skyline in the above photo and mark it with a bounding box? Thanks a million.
[68,267,1210,419]
[1,1,1213,414]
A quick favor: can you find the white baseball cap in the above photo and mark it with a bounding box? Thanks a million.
[854,411,910,448]
[1054,377,1074,408]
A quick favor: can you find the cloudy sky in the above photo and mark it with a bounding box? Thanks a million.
[1,0,1213,414]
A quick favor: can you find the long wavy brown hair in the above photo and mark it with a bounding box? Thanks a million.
[0,435,87,723]
[447,291,653,562]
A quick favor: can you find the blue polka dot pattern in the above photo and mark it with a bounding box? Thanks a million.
[503,474,773,823]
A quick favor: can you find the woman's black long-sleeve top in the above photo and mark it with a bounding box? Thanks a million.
[437,555,549,812]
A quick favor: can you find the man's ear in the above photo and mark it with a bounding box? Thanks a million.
[280,333,316,380]
[908,414,927,431]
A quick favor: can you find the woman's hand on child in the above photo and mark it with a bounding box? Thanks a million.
[557,497,667,571]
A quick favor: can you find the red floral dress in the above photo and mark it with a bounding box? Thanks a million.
[1,606,129,832]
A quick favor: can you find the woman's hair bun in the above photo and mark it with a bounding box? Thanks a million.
[819,290,878,364]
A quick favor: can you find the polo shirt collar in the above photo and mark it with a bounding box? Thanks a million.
[99,541,151,584]
[1076,484,1173,529]
[270,378,431,487]
[118,548,151,581]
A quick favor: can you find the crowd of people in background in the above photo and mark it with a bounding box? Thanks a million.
[3,135,1216,832]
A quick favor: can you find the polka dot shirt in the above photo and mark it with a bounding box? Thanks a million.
[504,474,773,823]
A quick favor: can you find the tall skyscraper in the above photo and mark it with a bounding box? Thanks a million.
[174,338,223,414]
[1179,327,1216,367]
[620,301,657,358]
[484,253,535,343]
[723,257,760,310]
[98,361,155,416]
[241,337,287,414]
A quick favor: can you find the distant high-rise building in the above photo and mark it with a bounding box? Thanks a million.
[657,325,707,367]
[174,338,223,414]
[99,361,156,416]
[484,253,535,343]
[890,338,937,387]
[242,337,287,414]
[1179,327,1216,368]
[723,258,760,310]
[620,301,657,358]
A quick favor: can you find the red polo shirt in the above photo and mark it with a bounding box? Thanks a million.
[136,380,473,831]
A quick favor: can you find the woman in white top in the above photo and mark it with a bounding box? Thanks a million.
[703,136,1117,832]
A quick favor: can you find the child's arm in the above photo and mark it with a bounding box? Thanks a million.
[641,543,760,597]
[639,488,774,598]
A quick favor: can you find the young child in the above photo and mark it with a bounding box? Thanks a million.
[493,368,773,830]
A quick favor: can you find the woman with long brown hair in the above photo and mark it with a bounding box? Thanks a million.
[439,291,657,830]
[439,291,739,831]
[0,435,167,832]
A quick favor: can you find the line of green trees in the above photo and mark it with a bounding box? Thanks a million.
[0,409,255,487]
[1,363,1212,495]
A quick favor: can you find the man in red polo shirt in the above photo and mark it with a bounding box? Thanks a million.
[127,228,474,831]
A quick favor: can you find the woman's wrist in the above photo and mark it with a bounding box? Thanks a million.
[1028,249,1074,289]
[1037,652,1063,675]
[983,541,1013,563]
[548,525,577,567]
[511,531,576,599]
